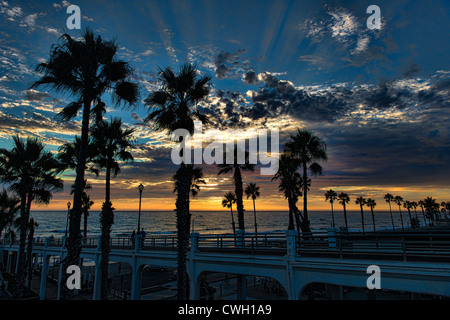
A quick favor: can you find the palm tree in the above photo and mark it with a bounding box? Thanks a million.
[355,196,367,233]
[173,164,206,233]
[33,29,139,298]
[0,136,63,296]
[418,200,428,226]
[337,192,350,231]
[70,180,94,238]
[286,129,327,233]
[444,201,450,219]
[423,197,439,225]
[394,196,404,230]
[90,118,134,299]
[440,201,449,219]
[0,189,20,240]
[222,192,237,240]
[144,63,211,300]
[384,193,395,231]
[218,150,255,232]
[403,200,413,226]
[324,189,338,228]
[411,201,419,220]
[366,198,377,232]
[245,183,260,239]
[25,218,38,293]
[272,155,303,232]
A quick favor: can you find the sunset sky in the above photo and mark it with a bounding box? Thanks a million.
[0,0,449,212]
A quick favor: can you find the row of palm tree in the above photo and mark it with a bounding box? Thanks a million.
[323,190,447,232]
[14,27,448,302]
[0,117,134,299]
[0,136,63,296]
[221,183,261,241]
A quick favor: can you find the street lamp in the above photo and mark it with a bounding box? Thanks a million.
[65,201,71,237]
[192,215,203,233]
[137,184,144,232]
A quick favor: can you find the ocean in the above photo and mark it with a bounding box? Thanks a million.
[28,209,425,238]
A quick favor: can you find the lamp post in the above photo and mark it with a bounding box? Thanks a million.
[192,215,203,233]
[137,184,144,232]
[65,201,71,237]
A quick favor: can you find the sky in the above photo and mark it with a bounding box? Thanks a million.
[0,0,449,212]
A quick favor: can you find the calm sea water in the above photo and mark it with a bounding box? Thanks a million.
[29,209,425,238]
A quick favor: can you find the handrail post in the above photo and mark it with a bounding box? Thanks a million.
[286,230,297,256]
[236,229,245,247]
[190,233,199,253]
[327,227,338,248]
[134,234,142,252]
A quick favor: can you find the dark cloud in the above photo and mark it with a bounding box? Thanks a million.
[23,89,51,102]
[214,49,247,79]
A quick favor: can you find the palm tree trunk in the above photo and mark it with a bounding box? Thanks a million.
[175,163,190,300]
[230,207,236,241]
[302,161,309,224]
[100,165,113,299]
[370,207,376,232]
[398,206,404,230]
[343,203,348,231]
[420,206,427,226]
[360,205,365,234]
[61,99,91,299]
[252,198,258,240]
[15,190,32,297]
[234,167,245,231]
[287,197,295,231]
[25,224,35,293]
[84,209,88,238]
[330,203,335,228]
[388,202,395,231]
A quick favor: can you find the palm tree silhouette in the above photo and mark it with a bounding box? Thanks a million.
[411,201,419,220]
[32,29,138,298]
[0,136,62,296]
[355,196,367,233]
[144,63,211,300]
[324,189,338,228]
[366,198,377,232]
[173,164,206,233]
[286,129,327,233]
[394,196,404,230]
[423,197,439,224]
[337,192,350,231]
[222,192,237,240]
[384,193,395,231]
[70,180,94,239]
[91,118,135,299]
[0,189,20,240]
[403,200,413,227]
[272,155,303,232]
[218,149,255,232]
[245,183,260,239]
[418,200,428,226]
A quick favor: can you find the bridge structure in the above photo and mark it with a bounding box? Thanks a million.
[1,228,450,300]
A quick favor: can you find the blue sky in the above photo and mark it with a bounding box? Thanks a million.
[0,0,449,211]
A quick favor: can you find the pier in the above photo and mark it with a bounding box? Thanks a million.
[1,229,450,300]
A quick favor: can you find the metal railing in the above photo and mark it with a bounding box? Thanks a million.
[296,230,450,261]
[196,232,287,255]
[2,230,449,262]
